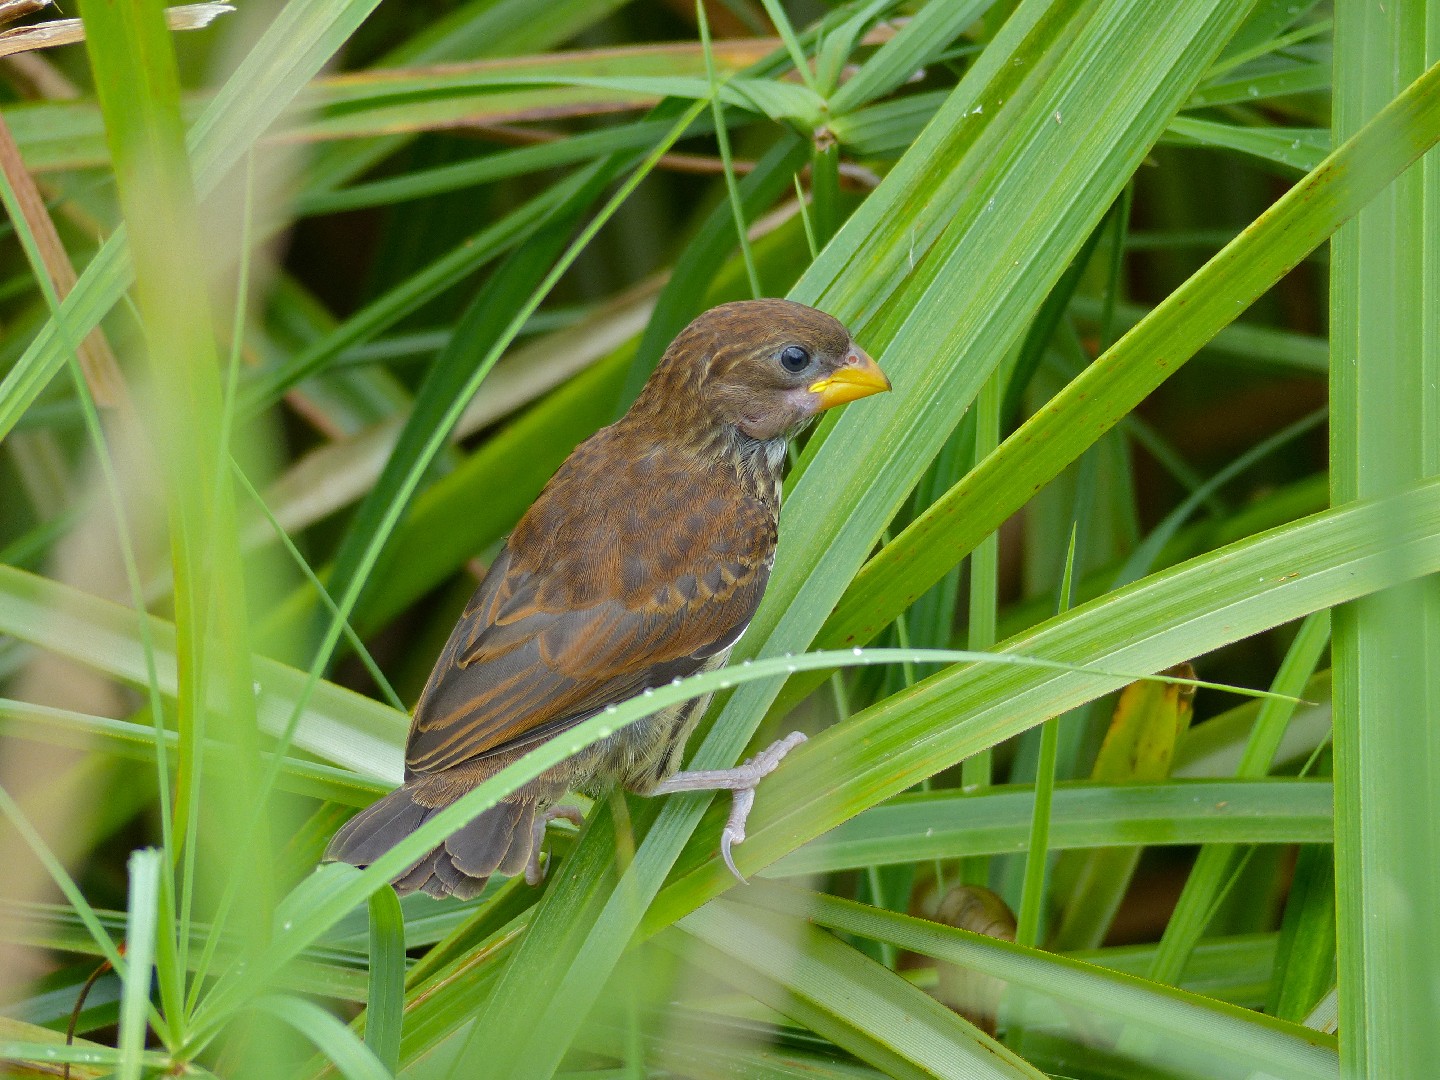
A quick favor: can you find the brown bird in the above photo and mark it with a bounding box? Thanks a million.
[325,299,889,898]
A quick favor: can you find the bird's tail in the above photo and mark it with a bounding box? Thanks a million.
[324,785,536,900]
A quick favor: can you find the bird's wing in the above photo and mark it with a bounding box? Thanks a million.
[403,485,773,779]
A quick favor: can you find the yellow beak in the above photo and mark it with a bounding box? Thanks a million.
[808,346,890,411]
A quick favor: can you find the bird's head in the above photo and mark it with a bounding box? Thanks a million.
[641,299,890,444]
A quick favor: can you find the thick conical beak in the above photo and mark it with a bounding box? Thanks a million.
[807,345,890,411]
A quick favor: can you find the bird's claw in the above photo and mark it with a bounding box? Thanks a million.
[720,731,807,885]
[721,827,746,884]
[526,805,586,886]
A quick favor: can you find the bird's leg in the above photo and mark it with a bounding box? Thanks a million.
[526,804,587,886]
[647,731,807,884]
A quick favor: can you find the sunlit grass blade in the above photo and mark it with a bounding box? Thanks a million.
[0,564,407,781]
[117,850,161,1080]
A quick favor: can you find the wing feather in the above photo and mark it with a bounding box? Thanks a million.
[404,441,774,780]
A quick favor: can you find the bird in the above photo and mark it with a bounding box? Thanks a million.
[325,298,889,899]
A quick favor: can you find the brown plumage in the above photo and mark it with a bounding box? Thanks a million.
[325,299,889,898]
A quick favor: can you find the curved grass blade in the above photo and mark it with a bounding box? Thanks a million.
[734,884,1337,1080]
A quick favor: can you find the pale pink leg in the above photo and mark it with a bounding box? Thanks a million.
[648,732,807,883]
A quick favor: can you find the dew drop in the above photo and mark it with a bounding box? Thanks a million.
[851,647,863,656]
[719,679,732,689]
[605,705,618,714]
[643,688,654,696]
[786,664,797,673]
[672,677,683,686]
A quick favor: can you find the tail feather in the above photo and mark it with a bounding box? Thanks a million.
[325,786,431,869]
[325,784,536,900]
[493,802,537,879]
[446,800,526,878]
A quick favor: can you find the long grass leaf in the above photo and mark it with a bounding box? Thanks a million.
[1330,4,1440,1073]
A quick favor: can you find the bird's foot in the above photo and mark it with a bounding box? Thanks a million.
[650,731,807,884]
[525,804,586,886]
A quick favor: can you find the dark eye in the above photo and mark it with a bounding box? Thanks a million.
[779,345,810,373]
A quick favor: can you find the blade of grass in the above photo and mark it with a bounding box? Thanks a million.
[738,884,1337,1080]
[0,564,408,782]
[1330,4,1440,1074]
[78,0,270,1039]
[679,900,1045,1079]
[1146,611,1330,985]
[768,778,1332,876]
[0,115,122,407]
[698,0,761,299]
[0,698,386,806]
[1269,835,1337,1023]
[250,995,391,1080]
[829,0,991,113]
[757,0,820,95]
[1015,524,1079,947]
[117,850,161,1080]
[363,887,403,1074]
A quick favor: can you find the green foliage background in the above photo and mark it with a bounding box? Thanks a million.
[0,0,1436,1076]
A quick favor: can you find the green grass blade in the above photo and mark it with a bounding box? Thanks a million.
[697,2,761,298]
[364,887,404,1073]
[1270,835,1337,1023]
[770,779,1332,876]
[117,850,161,1080]
[0,564,407,781]
[1146,610,1330,985]
[829,0,991,113]
[680,900,1045,1079]
[250,995,392,1080]
[1330,4,1440,1073]
[739,884,1337,1080]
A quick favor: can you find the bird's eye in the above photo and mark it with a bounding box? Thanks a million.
[779,345,811,373]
